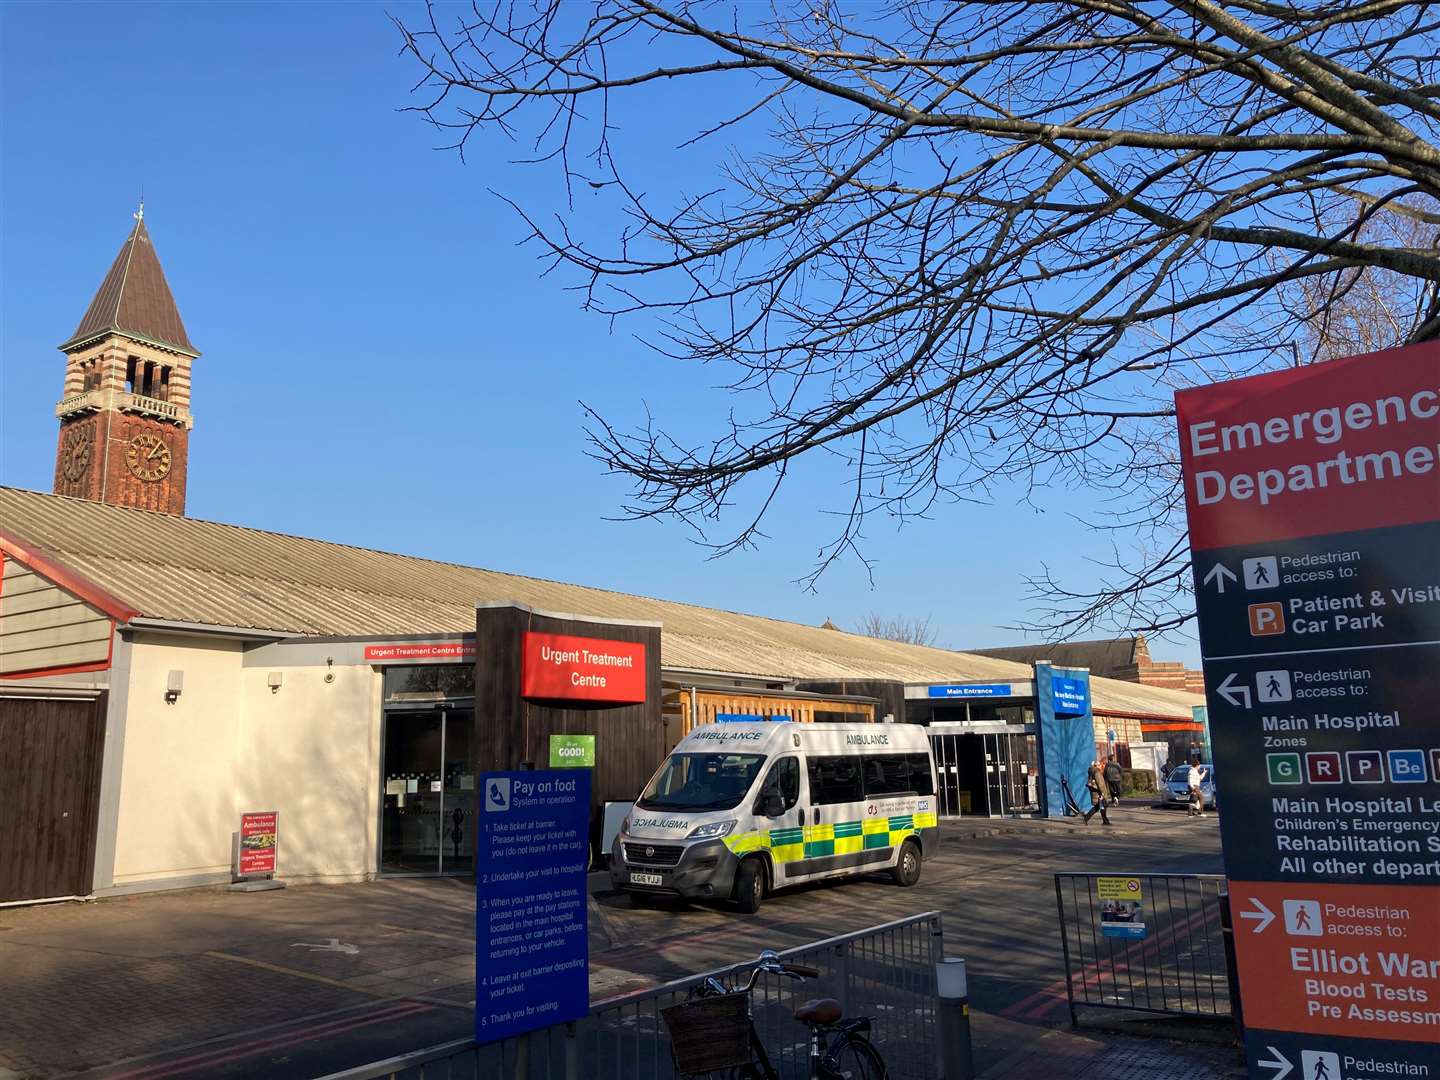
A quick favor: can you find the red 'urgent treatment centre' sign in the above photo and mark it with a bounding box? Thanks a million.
[521,632,646,704]
[1177,342,1440,1079]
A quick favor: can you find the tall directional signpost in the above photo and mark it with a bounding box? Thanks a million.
[1177,342,1440,1080]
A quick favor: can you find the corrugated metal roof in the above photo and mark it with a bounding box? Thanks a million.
[0,487,1204,717]
[60,219,197,355]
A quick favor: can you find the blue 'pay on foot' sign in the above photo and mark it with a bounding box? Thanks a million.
[476,769,591,1044]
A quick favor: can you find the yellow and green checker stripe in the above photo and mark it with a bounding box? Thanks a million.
[724,810,938,863]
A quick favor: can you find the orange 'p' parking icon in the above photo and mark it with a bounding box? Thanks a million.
[1248,602,1285,636]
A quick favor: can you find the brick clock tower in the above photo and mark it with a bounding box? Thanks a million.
[53,206,198,516]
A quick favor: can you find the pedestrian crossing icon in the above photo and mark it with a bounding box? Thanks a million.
[1243,556,1279,590]
[1257,670,1291,702]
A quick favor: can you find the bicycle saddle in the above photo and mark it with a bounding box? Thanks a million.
[794,998,843,1026]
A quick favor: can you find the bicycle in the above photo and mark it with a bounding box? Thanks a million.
[660,949,888,1079]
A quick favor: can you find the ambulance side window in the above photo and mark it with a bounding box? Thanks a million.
[906,753,936,796]
[807,756,864,805]
[759,757,800,812]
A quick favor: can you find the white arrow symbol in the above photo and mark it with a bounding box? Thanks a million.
[1203,562,1238,593]
[1258,1046,1292,1080]
[291,938,359,955]
[1239,898,1275,934]
[1216,672,1252,709]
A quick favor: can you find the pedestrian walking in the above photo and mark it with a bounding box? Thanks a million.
[1083,759,1111,826]
[1187,762,1208,818]
[1104,754,1124,807]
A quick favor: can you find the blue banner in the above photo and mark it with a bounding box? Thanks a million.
[714,713,791,722]
[926,683,1014,698]
[1034,665,1094,819]
[476,770,590,1044]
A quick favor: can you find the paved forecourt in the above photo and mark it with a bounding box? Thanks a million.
[0,808,1219,1079]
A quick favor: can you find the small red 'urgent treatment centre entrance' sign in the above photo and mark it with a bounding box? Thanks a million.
[521,632,646,704]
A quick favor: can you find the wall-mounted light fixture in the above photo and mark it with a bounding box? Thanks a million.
[165,670,184,704]
[324,656,335,684]
[267,671,284,694]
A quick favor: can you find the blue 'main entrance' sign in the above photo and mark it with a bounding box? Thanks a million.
[927,684,1014,698]
[476,770,590,1044]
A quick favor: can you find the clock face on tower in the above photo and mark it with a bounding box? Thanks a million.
[61,428,92,481]
[125,432,172,482]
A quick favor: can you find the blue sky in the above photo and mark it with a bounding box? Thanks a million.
[0,1,1200,663]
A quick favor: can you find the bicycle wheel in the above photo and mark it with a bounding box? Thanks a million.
[822,1035,887,1080]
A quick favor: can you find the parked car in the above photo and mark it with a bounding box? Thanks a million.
[1164,764,1217,810]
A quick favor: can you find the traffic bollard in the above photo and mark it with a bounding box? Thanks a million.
[936,956,974,1080]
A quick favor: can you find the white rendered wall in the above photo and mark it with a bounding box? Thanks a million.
[110,633,246,887]
[238,661,380,882]
[109,632,382,889]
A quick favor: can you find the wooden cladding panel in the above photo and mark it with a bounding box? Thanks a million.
[685,690,875,736]
[0,558,112,675]
[0,694,108,901]
[474,606,665,811]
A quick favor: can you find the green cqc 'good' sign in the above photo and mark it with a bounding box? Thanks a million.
[548,733,596,768]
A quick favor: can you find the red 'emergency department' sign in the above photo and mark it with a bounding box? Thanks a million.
[1178,344,1439,549]
[520,632,646,704]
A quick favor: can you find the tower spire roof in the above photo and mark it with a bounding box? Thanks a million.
[61,210,198,356]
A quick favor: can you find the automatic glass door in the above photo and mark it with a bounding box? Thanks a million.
[381,706,475,875]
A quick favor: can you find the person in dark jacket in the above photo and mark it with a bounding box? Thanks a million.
[1083,760,1111,825]
[1104,755,1124,807]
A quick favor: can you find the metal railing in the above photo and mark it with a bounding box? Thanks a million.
[1054,872,1232,1023]
[55,389,185,422]
[318,911,944,1080]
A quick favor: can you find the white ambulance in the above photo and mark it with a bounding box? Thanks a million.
[610,722,938,912]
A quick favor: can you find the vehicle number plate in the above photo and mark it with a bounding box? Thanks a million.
[630,872,663,887]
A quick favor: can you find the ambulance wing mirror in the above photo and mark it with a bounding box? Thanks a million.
[757,793,785,818]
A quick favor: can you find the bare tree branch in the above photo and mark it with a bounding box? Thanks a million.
[398,0,1440,639]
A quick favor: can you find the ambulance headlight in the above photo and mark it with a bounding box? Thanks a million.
[688,820,736,839]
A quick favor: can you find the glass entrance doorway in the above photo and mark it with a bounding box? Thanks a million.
[930,729,1035,817]
[380,705,474,875]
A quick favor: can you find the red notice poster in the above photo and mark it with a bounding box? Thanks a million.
[239,811,278,877]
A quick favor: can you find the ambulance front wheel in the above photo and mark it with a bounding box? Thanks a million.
[892,839,922,887]
[735,857,766,914]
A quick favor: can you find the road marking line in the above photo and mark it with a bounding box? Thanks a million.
[1000,904,1213,1021]
[59,999,396,1079]
[102,1001,432,1080]
[204,950,388,997]
[1013,905,1215,1020]
[374,922,474,943]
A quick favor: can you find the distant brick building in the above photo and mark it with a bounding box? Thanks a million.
[52,206,198,516]
[971,635,1204,695]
